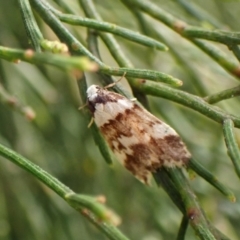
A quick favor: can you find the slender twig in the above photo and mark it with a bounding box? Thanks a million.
[0,143,72,197]
[223,118,240,178]
[204,85,240,104]
[168,169,216,240]
[31,0,104,65]
[228,44,240,63]
[0,143,130,240]
[182,27,240,45]
[153,169,185,213]
[18,0,43,51]
[188,158,235,201]
[78,0,173,105]
[30,0,182,86]
[126,8,208,97]
[154,169,230,240]
[0,46,98,71]
[176,215,188,240]
[101,67,182,86]
[66,193,121,226]
[192,39,240,78]
[79,0,134,69]
[0,84,35,120]
[121,0,240,79]
[49,7,168,51]
[129,79,240,127]
[86,29,133,99]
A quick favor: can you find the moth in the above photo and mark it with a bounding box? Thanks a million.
[86,85,191,184]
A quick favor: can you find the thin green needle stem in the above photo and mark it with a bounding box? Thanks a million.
[204,85,240,104]
[176,215,188,240]
[0,143,130,240]
[188,158,235,202]
[50,8,168,51]
[223,119,240,178]
[18,0,43,51]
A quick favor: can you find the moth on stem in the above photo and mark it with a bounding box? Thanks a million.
[86,82,191,184]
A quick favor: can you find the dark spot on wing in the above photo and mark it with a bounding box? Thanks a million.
[164,135,183,149]
[100,110,134,139]
[149,135,191,165]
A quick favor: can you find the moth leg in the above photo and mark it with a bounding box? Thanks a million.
[78,102,87,110]
[87,117,94,128]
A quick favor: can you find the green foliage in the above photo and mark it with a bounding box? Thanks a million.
[1,0,240,239]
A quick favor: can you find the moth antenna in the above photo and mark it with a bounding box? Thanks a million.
[104,72,127,89]
[87,117,94,128]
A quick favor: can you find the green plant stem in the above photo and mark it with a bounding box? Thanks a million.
[28,0,240,128]
[31,0,103,64]
[121,0,240,79]
[223,119,240,178]
[86,30,133,99]
[79,0,133,69]
[191,39,240,78]
[120,4,208,99]
[130,79,240,128]
[153,169,185,213]
[78,0,177,105]
[168,169,219,240]
[228,44,240,63]
[132,10,207,96]
[0,46,97,71]
[0,84,35,120]
[30,0,182,86]
[81,213,129,240]
[155,169,229,240]
[182,27,240,45]
[0,143,129,240]
[204,85,240,104]
[66,193,120,225]
[0,143,73,197]
[18,0,43,51]
[176,215,188,240]
[188,158,235,201]
[101,67,182,86]
[49,8,168,51]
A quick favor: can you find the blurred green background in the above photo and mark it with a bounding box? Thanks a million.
[1,0,240,239]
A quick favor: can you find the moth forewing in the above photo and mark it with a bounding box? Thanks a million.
[86,85,191,184]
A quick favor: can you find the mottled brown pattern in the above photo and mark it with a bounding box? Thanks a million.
[100,112,133,139]
[98,104,191,184]
[149,135,190,165]
[88,86,191,184]
[124,153,149,184]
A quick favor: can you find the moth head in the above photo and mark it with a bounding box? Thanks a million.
[87,85,101,102]
[86,84,122,114]
[86,85,99,113]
